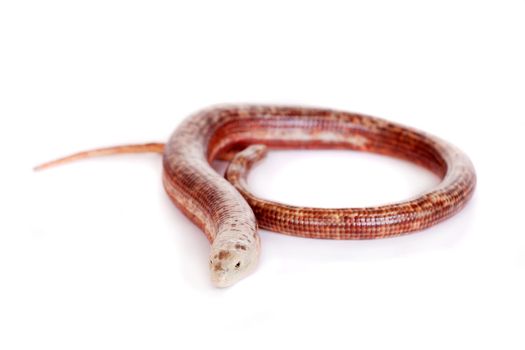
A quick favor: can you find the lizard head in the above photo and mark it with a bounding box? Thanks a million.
[209,237,259,288]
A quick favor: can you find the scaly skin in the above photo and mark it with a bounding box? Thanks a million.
[36,105,476,288]
[162,105,476,287]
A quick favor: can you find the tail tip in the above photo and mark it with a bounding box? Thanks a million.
[33,163,49,172]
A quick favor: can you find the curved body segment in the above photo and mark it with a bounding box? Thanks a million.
[162,105,476,286]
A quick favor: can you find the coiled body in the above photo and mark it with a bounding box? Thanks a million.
[162,105,476,286]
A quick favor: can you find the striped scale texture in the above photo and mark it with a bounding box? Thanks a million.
[162,105,476,285]
[163,105,476,239]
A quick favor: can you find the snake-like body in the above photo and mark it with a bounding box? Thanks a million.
[161,105,476,286]
[36,105,476,287]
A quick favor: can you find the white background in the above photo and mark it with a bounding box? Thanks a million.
[1,1,524,349]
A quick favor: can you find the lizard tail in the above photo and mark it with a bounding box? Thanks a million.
[34,143,165,171]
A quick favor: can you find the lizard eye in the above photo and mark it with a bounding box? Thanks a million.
[234,261,241,269]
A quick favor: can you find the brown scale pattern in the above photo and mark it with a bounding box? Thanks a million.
[163,105,476,242]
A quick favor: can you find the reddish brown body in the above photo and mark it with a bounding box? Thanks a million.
[163,105,476,242]
[36,105,476,286]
